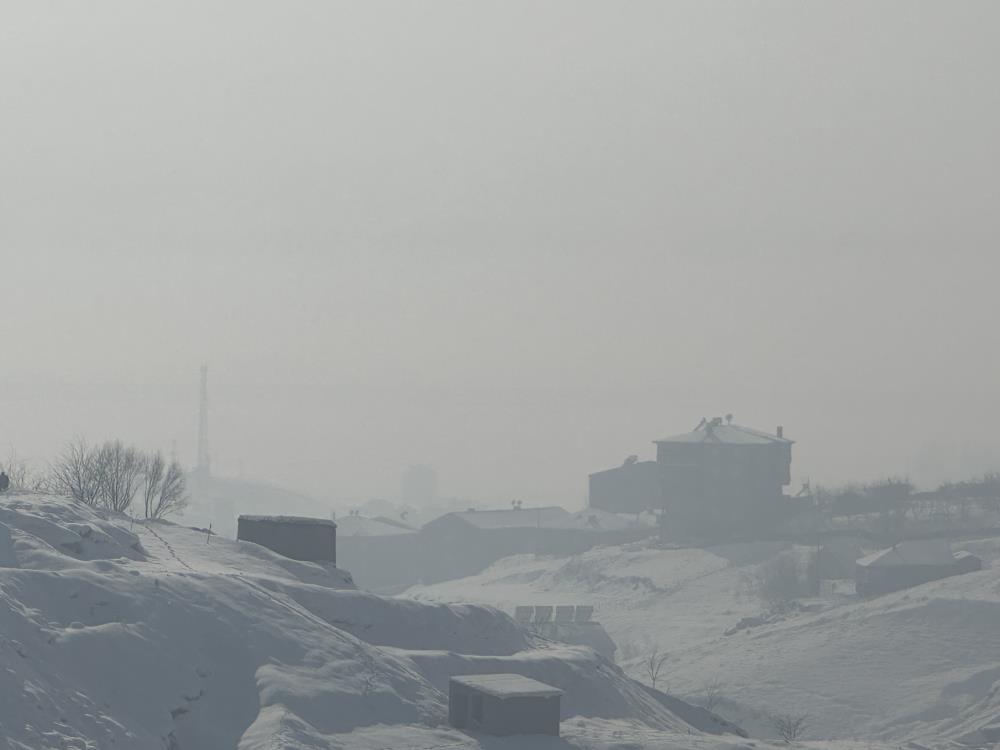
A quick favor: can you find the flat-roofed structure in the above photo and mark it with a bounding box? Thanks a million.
[237,515,336,564]
[448,673,562,736]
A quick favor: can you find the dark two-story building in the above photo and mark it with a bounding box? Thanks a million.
[589,416,793,538]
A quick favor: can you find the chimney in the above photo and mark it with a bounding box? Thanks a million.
[776,425,784,439]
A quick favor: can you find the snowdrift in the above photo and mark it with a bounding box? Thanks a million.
[408,536,1000,747]
[0,495,751,750]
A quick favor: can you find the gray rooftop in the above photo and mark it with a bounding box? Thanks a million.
[450,673,563,699]
[655,421,792,446]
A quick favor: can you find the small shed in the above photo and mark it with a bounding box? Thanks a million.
[449,674,562,737]
[237,515,336,564]
[855,539,982,597]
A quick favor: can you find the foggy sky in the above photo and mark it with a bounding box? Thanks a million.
[1,2,998,507]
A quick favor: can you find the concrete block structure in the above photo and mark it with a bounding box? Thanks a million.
[449,674,562,736]
[237,515,336,564]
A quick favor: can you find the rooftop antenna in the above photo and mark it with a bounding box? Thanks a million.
[197,364,210,476]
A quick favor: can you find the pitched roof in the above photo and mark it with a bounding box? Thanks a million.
[856,538,956,568]
[655,421,792,446]
[450,673,563,699]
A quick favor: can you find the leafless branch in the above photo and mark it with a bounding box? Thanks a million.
[50,438,102,506]
[149,460,188,520]
[702,676,724,712]
[644,647,670,690]
[771,713,808,743]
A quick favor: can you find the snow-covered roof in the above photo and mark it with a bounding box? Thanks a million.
[655,422,792,446]
[238,515,337,528]
[450,673,563,699]
[856,538,956,568]
[568,508,653,531]
[335,515,416,537]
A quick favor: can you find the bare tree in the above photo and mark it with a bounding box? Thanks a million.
[2,448,32,490]
[148,460,188,520]
[143,451,166,518]
[51,438,103,506]
[702,676,724,712]
[95,440,145,513]
[771,713,808,743]
[644,647,669,690]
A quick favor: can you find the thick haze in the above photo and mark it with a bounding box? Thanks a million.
[1,2,997,507]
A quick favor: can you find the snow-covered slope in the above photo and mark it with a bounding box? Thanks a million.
[407,538,1000,747]
[0,495,755,750]
[407,541,777,661]
[662,567,1000,746]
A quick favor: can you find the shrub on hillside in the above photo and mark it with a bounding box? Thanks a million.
[742,549,817,607]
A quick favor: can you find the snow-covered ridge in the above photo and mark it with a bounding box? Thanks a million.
[0,495,753,750]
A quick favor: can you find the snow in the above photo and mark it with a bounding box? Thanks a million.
[237,514,337,527]
[856,538,956,568]
[0,494,762,750]
[451,673,563,698]
[406,536,1000,747]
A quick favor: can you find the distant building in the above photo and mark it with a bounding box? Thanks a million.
[855,539,982,597]
[186,473,321,539]
[588,459,662,515]
[237,515,336,564]
[335,515,420,591]
[336,515,416,537]
[419,506,653,584]
[449,674,562,736]
[589,416,793,537]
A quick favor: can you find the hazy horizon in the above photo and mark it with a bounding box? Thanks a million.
[2,1,998,508]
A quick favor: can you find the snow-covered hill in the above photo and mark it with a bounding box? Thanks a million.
[0,495,755,750]
[407,538,1000,748]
